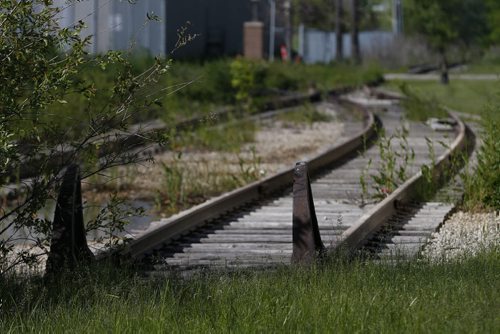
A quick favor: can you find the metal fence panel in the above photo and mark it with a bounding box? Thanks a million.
[301,28,394,64]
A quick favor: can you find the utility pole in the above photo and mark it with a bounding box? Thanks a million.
[351,0,360,64]
[284,0,292,61]
[335,0,343,61]
[268,0,276,61]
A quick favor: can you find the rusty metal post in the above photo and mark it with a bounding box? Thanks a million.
[292,161,325,264]
[46,164,94,276]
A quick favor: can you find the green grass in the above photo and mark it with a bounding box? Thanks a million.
[464,56,500,74]
[397,84,449,121]
[383,78,500,211]
[151,60,383,124]
[383,79,500,116]
[464,63,500,74]
[154,146,263,215]
[45,57,383,128]
[1,251,498,333]
[19,57,382,145]
[462,105,500,211]
[277,104,333,125]
[171,119,258,153]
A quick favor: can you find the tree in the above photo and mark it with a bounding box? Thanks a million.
[293,0,376,63]
[351,0,360,64]
[0,0,168,274]
[485,0,500,45]
[335,0,344,61]
[292,0,336,31]
[405,0,489,84]
[293,0,379,32]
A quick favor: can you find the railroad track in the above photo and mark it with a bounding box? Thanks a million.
[112,90,470,273]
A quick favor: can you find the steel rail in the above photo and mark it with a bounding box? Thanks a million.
[335,109,468,253]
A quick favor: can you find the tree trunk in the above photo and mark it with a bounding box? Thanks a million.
[440,52,449,85]
[335,0,344,61]
[351,0,360,64]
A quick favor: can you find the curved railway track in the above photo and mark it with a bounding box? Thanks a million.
[111,90,471,273]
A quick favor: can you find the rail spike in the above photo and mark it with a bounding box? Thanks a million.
[291,161,325,264]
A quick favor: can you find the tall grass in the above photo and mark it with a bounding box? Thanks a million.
[399,84,449,121]
[154,147,263,215]
[1,251,498,333]
[276,103,333,125]
[384,79,500,116]
[171,119,258,152]
[462,104,500,211]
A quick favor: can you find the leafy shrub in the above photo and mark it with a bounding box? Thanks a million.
[264,63,299,91]
[230,58,257,105]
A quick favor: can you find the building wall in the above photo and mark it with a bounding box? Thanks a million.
[53,0,166,56]
[165,0,258,59]
[300,28,395,64]
[52,0,278,59]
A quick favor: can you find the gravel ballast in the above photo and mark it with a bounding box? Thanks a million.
[422,211,500,262]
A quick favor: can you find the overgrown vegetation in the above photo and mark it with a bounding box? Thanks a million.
[360,126,415,200]
[157,59,383,120]
[399,84,448,121]
[462,105,500,211]
[384,79,500,212]
[0,251,498,332]
[404,0,495,83]
[171,119,258,152]
[276,104,333,125]
[0,0,169,273]
[154,148,263,215]
[384,79,500,117]
[372,126,415,198]
[38,57,383,131]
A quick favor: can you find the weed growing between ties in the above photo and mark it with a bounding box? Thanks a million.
[0,251,498,332]
[155,148,263,215]
[361,126,415,200]
[387,79,499,211]
[416,136,443,201]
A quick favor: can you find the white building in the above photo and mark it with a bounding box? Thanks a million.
[53,0,166,56]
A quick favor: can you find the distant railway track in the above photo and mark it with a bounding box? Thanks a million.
[106,89,471,273]
[1,91,323,202]
[6,91,322,183]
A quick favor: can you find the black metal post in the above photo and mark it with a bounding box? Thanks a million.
[46,164,94,276]
[291,161,325,264]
